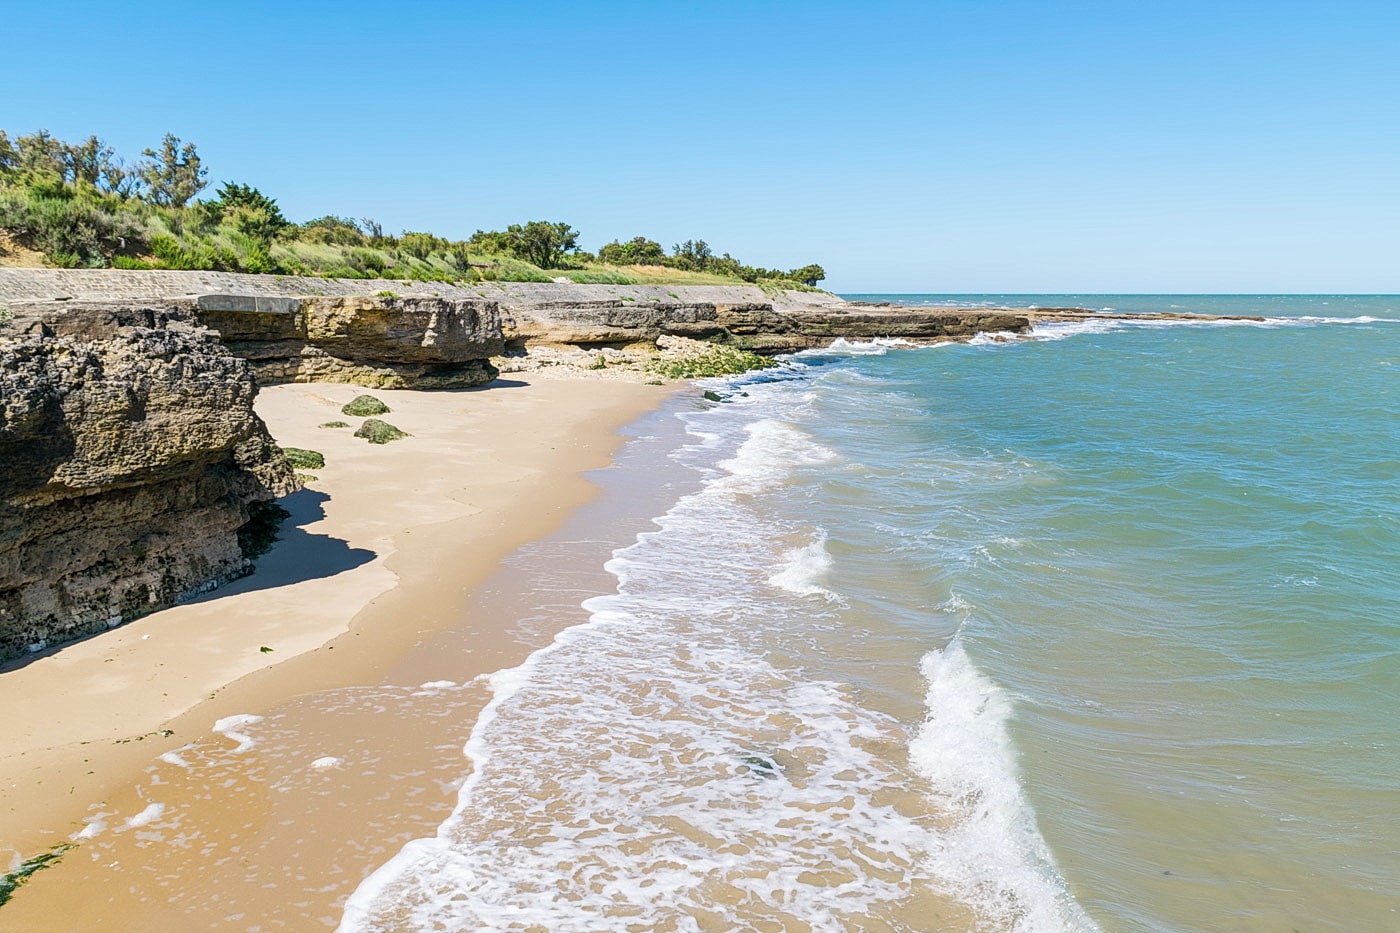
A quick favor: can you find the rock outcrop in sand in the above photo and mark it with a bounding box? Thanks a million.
[0,307,298,659]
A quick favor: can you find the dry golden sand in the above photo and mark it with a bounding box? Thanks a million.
[0,377,672,931]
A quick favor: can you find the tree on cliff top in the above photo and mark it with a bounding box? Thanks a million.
[599,236,667,266]
[210,182,290,239]
[138,133,207,207]
[499,220,579,269]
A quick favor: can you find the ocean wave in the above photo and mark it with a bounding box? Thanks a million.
[794,336,923,358]
[912,640,1101,932]
[1264,314,1400,326]
[717,418,839,495]
[768,530,842,601]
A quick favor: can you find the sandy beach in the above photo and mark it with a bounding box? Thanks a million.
[0,375,672,930]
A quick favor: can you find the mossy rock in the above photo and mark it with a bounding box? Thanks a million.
[318,420,350,429]
[647,347,777,380]
[355,419,411,444]
[281,447,326,470]
[341,394,391,417]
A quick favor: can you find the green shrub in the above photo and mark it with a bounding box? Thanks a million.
[341,394,390,416]
[281,447,325,470]
[355,418,410,444]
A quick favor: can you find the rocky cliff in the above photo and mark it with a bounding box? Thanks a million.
[192,294,503,388]
[0,271,1035,358]
[0,308,299,659]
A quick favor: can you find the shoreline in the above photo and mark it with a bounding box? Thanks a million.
[0,376,675,928]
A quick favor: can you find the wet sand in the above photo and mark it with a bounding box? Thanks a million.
[0,376,672,930]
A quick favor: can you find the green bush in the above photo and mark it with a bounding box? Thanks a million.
[341,394,390,416]
[281,447,325,470]
[355,418,410,444]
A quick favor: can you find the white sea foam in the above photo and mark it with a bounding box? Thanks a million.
[123,802,165,830]
[911,640,1100,932]
[795,336,919,357]
[72,813,110,841]
[716,418,838,495]
[1266,314,1400,325]
[769,531,840,600]
[310,756,343,769]
[968,329,1027,345]
[158,746,193,769]
[212,714,264,753]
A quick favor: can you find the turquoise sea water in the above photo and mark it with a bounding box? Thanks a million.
[341,297,1398,931]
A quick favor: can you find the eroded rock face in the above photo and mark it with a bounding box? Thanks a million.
[195,295,504,388]
[501,298,1031,354]
[0,322,299,659]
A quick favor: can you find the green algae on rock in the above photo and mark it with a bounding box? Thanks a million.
[354,418,410,444]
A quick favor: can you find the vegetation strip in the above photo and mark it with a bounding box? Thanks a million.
[0,129,824,288]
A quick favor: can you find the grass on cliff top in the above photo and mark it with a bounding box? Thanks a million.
[341,395,390,417]
[355,419,410,444]
[646,346,778,380]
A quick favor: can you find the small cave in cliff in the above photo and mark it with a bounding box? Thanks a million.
[237,501,292,560]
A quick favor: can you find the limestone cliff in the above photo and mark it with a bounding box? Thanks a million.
[193,294,503,388]
[0,315,298,659]
[0,271,1035,358]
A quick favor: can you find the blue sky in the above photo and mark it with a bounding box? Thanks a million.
[7,0,1397,292]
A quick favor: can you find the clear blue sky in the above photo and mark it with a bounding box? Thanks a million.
[7,0,1397,292]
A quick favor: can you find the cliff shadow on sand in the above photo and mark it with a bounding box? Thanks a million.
[196,487,374,599]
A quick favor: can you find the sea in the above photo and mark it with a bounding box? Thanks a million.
[336,296,1399,932]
